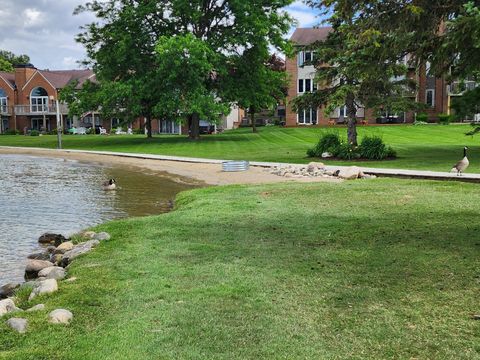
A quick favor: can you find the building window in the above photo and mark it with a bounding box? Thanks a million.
[426,89,435,107]
[297,51,314,67]
[297,108,317,125]
[0,89,7,114]
[298,79,304,93]
[339,106,347,118]
[298,78,316,94]
[30,87,49,113]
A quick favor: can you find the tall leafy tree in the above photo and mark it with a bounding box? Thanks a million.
[293,2,415,145]
[0,50,30,72]
[75,0,293,139]
[223,47,288,133]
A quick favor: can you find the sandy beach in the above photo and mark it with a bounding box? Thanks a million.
[0,147,340,186]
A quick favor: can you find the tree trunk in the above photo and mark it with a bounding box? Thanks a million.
[189,112,200,140]
[345,92,358,146]
[250,107,256,133]
[145,114,152,138]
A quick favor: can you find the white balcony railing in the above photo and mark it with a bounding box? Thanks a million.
[14,103,69,115]
[448,81,478,96]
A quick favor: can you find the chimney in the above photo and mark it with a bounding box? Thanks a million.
[14,63,36,90]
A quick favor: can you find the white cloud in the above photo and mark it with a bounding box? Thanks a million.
[287,9,317,27]
[23,8,44,28]
[62,57,78,67]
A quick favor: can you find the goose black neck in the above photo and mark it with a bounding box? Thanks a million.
[464,148,467,157]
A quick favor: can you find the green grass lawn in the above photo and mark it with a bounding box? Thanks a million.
[0,124,479,172]
[1,179,478,359]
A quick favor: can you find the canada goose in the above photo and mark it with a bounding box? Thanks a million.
[451,147,469,176]
[103,179,117,190]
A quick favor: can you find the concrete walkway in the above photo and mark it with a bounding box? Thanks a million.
[2,146,480,182]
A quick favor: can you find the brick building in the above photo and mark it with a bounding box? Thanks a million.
[0,63,240,135]
[285,27,461,127]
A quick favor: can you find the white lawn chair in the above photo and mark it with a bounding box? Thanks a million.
[127,127,133,135]
[99,127,107,135]
[77,127,87,135]
[115,127,126,135]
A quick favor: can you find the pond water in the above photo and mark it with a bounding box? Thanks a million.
[0,154,197,284]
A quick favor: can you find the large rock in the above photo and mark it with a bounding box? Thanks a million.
[307,162,325,172]
[49,309,73,324]
[335,166,364,180]
[38,233,68,246]
[6,318,28,333]
[25,259,54,280]
[26,304,45,312]
[38,266,66,280]
[0,298,21,317]
[54,241,74,254]
[321,152,333,158]
[61,240,100,266]
[94,232,111,241]
[0,283,20,299]
[27,252,51,261]
[28,279,58,300]
[82,231,96,239]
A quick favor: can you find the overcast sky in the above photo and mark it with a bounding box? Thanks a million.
[0,0,321,70]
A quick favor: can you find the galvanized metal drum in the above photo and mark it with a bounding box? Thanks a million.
[222,160,250,172]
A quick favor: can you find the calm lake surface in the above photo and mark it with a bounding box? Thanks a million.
[0,154,197,284]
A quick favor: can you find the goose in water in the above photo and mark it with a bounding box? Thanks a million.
[451,147,469,176]
[103,179,117,190]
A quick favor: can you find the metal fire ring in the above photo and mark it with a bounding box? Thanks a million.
[222,160,250,172]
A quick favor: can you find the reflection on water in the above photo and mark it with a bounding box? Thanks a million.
[0,155,196,284]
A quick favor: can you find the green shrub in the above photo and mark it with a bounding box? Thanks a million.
[359,136,396,160]
[336,141,358,160]
[1,129,19,135]
[437,113,451,125]
[30,130,40,136]
[416,113,429,123]
[307,132,341,157]
[133,128,144,135]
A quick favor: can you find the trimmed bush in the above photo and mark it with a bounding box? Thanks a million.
[1,129,19,135]
[416,113,429,123]
[359,136,396,160]
[306,132,341,157]
[437,113,451,125]
[30,130,40,136]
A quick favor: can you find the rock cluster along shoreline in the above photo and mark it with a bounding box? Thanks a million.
[269,162,377,180]
[0,230,111,333]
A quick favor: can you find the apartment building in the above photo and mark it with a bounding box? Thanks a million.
[285,27,460,127]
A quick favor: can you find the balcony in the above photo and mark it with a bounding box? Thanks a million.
[448,81,478,96]
[14,103,69,116]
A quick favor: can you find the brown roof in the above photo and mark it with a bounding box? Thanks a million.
[40,69,95,89]
[290,27,333,46]
[0,72,16,88]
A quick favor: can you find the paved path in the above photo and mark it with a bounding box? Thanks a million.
[2,146,480,182]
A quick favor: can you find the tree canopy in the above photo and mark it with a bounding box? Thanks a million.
[74,0,294,138]
[0,50,30,72]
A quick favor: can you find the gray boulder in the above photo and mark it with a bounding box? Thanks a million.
[54,241,74,254]
[82,231,96,239]
[0,283,20,299]
[27,252,51,261]
[38,266,66,280]
[28,279,58,300]
[94,232,111,241]
[6,318,28,333]
[26,304,45,312]
[61,240,100,266]
[0,298,21,317]
[25,259,54,280]
[335,166,364,180]
[49,309,73,324]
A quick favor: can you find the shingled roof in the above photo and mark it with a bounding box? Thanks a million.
[0,72,16,88]
[290,27,333,46]
[40,69,96,89]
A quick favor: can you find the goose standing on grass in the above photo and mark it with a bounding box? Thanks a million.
[103,179,117,190]
[451,147,469,176]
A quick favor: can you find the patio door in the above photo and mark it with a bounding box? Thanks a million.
[31,97,48,113]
